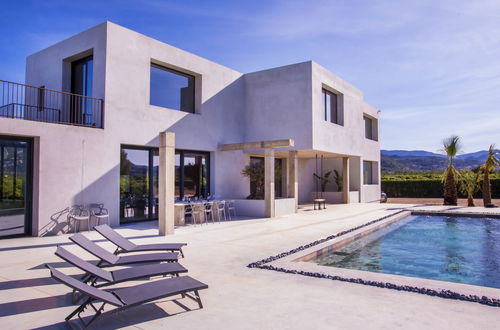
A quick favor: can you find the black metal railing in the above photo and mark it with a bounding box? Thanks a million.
[0,79,104,128]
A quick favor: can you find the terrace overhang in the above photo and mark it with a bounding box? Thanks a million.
[218,139,294,151]
[218,139,297,218]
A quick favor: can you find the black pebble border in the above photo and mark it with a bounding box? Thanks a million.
[247,209,500,308]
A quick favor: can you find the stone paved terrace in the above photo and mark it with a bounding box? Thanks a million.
[0,203,499,329]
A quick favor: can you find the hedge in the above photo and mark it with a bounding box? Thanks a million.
[381,179,500,199]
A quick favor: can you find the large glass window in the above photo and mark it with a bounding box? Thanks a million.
[0,136,32,238]
[175,150,210,199]
[150,63,195,113]
[120,147,159,223]
[249,157,283,198]
[363,161,378,185]
[322,88,342,125]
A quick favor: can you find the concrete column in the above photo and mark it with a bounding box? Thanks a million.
[159,132,175,235]
[264,148,275,218]
[288,150,298,211]
[342,157,350,204]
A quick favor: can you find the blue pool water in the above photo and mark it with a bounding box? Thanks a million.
[313,215,500,288]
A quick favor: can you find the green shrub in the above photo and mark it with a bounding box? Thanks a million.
[381,178,500,198]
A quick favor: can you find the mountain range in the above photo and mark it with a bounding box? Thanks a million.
[381,149,499,172]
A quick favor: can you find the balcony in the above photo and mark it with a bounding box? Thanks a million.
[0,80,104,128]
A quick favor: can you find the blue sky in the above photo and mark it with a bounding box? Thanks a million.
[1,0,499,153]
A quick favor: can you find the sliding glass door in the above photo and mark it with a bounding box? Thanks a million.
[175,150,210,200]
[0,136,32,238]
[120,146,158,223]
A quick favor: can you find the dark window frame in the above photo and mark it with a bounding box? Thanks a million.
[70,55,94,125]
[120,145,159,223]
[364,115,377,141]
[176,149,211,199]
[249,156,283,198]
[363,160,378,185]
[0,135,33,239]
[150,63,196,113]
[322,88,342,125]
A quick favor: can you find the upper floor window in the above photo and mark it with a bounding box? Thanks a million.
[150,63,195,113]
[322,88,343,125]
[71,55,93,97]
[364,115,378,141]
[71,55,93,125]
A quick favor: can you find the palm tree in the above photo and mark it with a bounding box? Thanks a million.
[481,145,500,207]
[441,135,462,205]
[458,170,481,207]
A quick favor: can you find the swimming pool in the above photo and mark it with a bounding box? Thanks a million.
[311,215,500,289]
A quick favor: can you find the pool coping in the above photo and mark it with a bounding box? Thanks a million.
[247,209,500,307]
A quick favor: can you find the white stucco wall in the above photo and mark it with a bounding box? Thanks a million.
[1,21,381,236]
[243,62,313,150]
[11,22,250,235]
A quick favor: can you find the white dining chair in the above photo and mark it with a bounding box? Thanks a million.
[215,200,227,222]
[89,203,109,229]
[226,200,236,220]
[67,205,90,233]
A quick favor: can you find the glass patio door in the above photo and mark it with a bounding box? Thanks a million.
[120,146,159,223]
[0,136,32,238]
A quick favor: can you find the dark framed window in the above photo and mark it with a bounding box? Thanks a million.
[176,150,210,199]
[322,88,342,125]
[249,157,283,198]
[363,161,378,185]
[364,115,377,141]
[71,55,93,125]
[0,136,33,238]
[120,146,159,223]
[150,63,195,113]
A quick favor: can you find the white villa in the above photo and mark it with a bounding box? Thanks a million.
[0,21,380,237]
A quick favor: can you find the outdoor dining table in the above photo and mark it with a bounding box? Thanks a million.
[174,200,225,225]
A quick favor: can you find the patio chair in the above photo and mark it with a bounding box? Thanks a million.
[55,246,187,287]
[215,201,227,222]
[67,205,91,233]
[94,224,187,258]
[226,200,236,220]
[184,203,194,222]
[191,203,205,225]
[89,203,109,228]
[204,201,214,223]
[46,265,208,329]
[69,233,178,267]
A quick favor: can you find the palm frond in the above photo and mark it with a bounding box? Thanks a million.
[441,135,462,166]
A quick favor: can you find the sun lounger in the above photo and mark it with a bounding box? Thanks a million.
[47,265,208,328]
[55,246,188,287]
[69,233,178,267]
[94,224,187,257]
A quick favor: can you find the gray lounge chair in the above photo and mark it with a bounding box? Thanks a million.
[94,224,187,257]
[47,265,208,329]
[55,246,188,287]
[69,233,178,267]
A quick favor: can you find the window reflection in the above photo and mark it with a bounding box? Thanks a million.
[249,157,283,198]
[175,150,210,199]
[150,64,195,113]
[71,56,93,125]
[120,148,159,223]
[0,138,30,237]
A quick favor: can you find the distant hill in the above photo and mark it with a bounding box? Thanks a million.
[381,149,499,172]
[381,150,445,158]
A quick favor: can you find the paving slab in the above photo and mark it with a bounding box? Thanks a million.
[0,203,498,329]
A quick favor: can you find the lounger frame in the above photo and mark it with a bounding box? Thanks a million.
[47,265,206,329]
